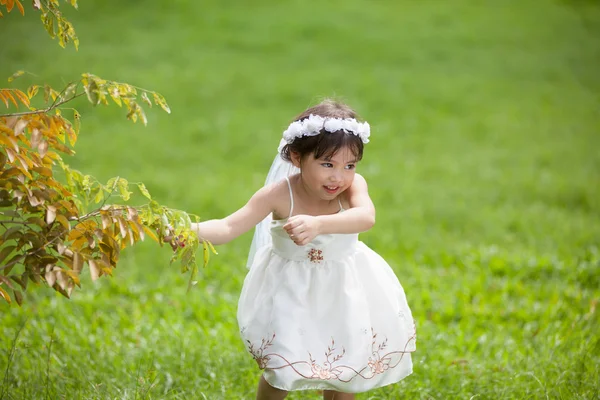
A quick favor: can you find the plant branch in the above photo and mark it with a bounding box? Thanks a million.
[0,92,85,118]
[0,220,37,225]
[0,232,64,272]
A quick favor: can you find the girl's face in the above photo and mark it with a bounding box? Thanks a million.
[292,146,358,202]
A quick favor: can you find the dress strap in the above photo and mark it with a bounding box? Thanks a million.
[284,176,294,217]
[337,197,343,211]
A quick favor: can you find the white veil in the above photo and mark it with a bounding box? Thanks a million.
[246,139,300,269]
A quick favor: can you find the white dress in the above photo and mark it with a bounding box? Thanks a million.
[238,178,416,393]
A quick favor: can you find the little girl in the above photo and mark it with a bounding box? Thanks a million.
[192,100,416,400]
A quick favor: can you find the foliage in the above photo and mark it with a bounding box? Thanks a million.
[1,0,78,49]
[0,2,211,305]
[0,0,598,398]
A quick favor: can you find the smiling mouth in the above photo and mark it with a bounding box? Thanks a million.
[324,185,339,194]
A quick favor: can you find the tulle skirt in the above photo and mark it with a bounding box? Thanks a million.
[237,241,416,393]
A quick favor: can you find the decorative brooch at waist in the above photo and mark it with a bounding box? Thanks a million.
[307,248,324,263]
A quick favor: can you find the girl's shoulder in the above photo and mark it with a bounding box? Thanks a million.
[260,177,294,220]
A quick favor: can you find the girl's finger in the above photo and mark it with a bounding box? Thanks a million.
[283,221,298,231]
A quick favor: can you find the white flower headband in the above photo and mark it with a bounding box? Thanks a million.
[282,114,371,145]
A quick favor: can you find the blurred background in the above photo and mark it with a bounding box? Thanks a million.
[1,0,599,398]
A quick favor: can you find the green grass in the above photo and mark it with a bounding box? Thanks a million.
[1,0,599,398]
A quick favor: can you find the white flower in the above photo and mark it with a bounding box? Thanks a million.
[358,121,370,143]
[303,115,324,136]
[344,119,359,134]
[283,121,302,143]
[323,118,344,133]
[280,116,371,144]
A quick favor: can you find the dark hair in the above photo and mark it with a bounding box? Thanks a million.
[280,99,365,162]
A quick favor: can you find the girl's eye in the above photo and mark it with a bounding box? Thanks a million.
[345,164,356,170]
[321,163,333,168]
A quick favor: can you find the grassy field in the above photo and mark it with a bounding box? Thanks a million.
[1,0,599,398]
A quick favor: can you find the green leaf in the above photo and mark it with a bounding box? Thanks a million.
[187,262,199,293]
[3,226,22,242]
[13,289,23,306]
[106,177,118,190]
[149,200,161,214]
[117,178,131,201]
[0,245,16,263]
[84,79,100,105]
[63,82,78,100]
[94,187,105,203]
[137,183,152,200]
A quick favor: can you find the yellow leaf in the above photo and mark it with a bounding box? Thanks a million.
[6,0,14,13]
[203,241,210,266]
[66,121,77,147]
[134,221,145,241]
[142,225,159,243]
[12,89,29,107]
[27,85,40,99]
[0,287,11,304]
[152,92,171,114]
[7,70,24,83]
[0,92,8,108]
[55,214,70,231]
[73,110,80,134]
[207,241,218,255]
[32,166,52,177]
[0,135,19,153]
[65,270,80,285]
[2,90,18,108]
[14,0,23,16]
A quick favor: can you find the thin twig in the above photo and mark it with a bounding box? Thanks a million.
[0,220,37,225]
[0,92,85,118]
[0,233,63,272]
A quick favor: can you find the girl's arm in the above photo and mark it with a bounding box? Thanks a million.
[191,185,276,245]
[316,173,375,234]
[283,174,375,245]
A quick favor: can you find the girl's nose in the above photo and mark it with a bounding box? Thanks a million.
[331,170,343,182]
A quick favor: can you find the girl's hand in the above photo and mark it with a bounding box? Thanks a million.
[283,215,321,246]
